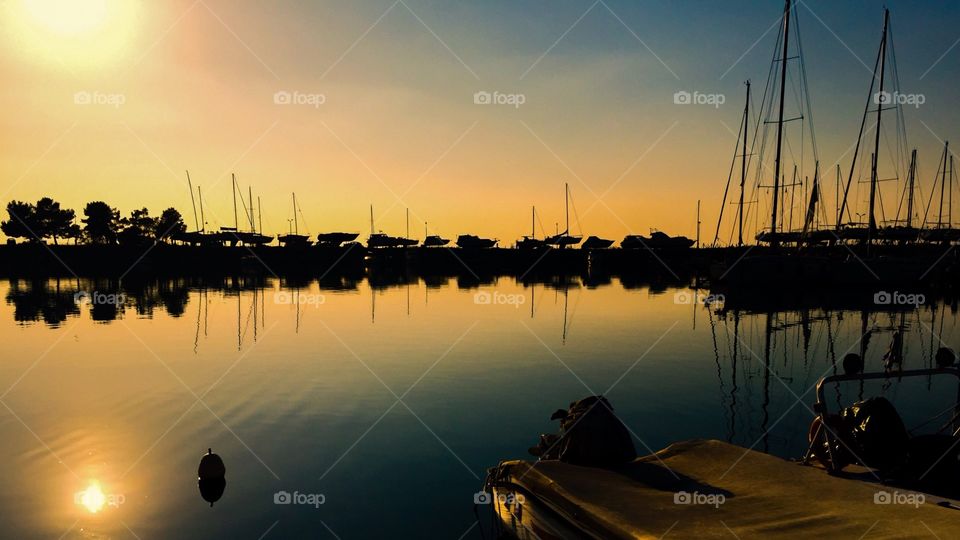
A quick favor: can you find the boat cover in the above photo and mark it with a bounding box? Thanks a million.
[496,439,960,539]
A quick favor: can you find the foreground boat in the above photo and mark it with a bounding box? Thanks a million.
[422,234,449,247]
[485,438,960,539]
[581,236,613,249]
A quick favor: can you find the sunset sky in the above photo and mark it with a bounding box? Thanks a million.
[2,0,960,244]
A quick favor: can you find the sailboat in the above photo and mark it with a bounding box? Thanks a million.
[517,206,547,249]
[219,174,271,246]
[366,206,418,248]
[544,183,582,247]
[277,193,312,246]
[920,141,960,243]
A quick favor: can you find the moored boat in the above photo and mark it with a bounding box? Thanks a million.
[456,234,497,248]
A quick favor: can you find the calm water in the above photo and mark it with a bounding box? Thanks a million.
[0,277,957,538]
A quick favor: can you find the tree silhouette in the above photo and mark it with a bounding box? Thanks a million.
[155,208,186,243]
[34,197,76,245]
[83,201,121,244]
[118,207,157,246]
[1,200,39,242]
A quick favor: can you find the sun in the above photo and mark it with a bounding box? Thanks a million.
[23,0,110,36]
[8,0,140,68]
[76,482,107,513]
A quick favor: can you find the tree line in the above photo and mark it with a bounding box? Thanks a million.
[1,198,186,246]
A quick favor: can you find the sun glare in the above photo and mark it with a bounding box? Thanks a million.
[77,482,106,513]
[24,0,110,36]
[9,0,139,68]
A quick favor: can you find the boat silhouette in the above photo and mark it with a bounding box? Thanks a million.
[581,235,614,249]
[543,183,582,247]
[317,232,359,246]
[621,231,694,249]
[456,234,497,248]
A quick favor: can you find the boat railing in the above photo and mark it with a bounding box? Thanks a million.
[807,367,960,472]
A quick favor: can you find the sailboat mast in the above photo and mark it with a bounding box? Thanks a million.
[231,173,239,230]
[292,193,298,235]
[564,182,570,235]
[258,196,263,235]
[248,186,255,232]
[406,208,409,238]
[370,204,374,235]
[867,8,889,244]
[198,187,205,232]
[532,206,535,238]
[906,149,916,228]
[939,142,949,228]
[769,0,791,247]
[186,171,200,232]
[739,81,750,246]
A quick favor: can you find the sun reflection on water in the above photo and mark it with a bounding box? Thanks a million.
[76,482,106,513]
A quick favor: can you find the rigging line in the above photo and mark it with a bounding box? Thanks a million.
[838,31,885,228]
[713,92,748,246]
[568,188,583,237]
[794,8,819,165]
[921,145,945,228]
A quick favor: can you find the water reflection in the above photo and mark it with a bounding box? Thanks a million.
[1,276,958,538]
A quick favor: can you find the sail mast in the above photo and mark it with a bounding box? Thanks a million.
[867,8,889,245]
[739,81,750,246]
[231,173,238,230]
[370,204,374,235]
[564,182,570,235]
[198,187,205,232]
[186,171,200,232]
[258,196,263,235]
[769,0,792,247]
[906,149,916,228]
[292,193,298,235]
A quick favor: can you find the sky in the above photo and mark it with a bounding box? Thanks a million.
[2,0,960,244]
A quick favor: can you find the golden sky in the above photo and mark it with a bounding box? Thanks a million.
[2,0,959,244]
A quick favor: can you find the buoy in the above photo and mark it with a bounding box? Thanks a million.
[198,448,226,507]
[199,477,226,507]
[842,353,863,376]
[198,448,226,480]
[936,347,957,368]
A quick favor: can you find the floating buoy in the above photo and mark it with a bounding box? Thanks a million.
[842,353,863,375]
[198,448,226,507]
[199,477,226,507]
[198,448,226,480]
[936,347,957,368]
